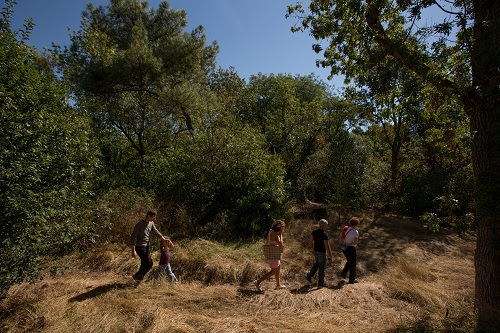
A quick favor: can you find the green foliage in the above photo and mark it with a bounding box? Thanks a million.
[0,3,97,298]
[152,125,287,238]
[241,73,330,195]
[55,0,218,181]
[299,124,373,207]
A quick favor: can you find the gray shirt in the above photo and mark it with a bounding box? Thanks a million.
[129,220,163,247]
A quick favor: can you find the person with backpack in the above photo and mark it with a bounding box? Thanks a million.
[306,219,333,288]
[339,217,360,284]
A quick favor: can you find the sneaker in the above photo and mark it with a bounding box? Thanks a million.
[254,280,262,292]
[305,275,312,283]
[318,284,327,288]
[275,285,287,290]
[348,280,358,284]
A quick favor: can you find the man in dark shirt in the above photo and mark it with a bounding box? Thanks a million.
[306,219,333,287]
[129,210,167,282]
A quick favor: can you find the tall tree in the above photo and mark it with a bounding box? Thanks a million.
[345,59,426,189]
[288,0,499,328]
[56,0,218,181]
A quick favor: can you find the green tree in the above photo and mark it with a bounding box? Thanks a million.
[56,0,218,183]
[345,59,427,190]
[0,1,97,298]
[242,74,329,195]
[288,0,499,327]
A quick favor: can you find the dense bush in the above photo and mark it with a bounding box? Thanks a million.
[152,126,287,238]
[0,8,97,297]
[396,167,474,218]
[92,187,154,244]
[298,127,373,207]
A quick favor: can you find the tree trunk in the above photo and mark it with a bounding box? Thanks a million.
[471,0,500,330]
[470,106,500,331]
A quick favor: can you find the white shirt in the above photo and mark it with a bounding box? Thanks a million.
[344,227,359,247]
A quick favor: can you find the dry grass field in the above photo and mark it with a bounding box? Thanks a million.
[0,205,476,332]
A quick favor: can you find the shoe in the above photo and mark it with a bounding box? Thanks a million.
[275,285,287,290]
[348,280,358,284]
[306,275,312,283]
[340,272,347,279]
[318,284,327,288]
[254,280,262,292]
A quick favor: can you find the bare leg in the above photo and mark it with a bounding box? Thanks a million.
[257,270,275,285]
[274,266,281,287]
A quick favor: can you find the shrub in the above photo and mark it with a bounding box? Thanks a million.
[0,6,98,298]
[152,126,287,238]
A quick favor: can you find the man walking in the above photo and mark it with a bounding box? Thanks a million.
[130,210,168,282]
[339,217,360,284]
[306,219,333,287]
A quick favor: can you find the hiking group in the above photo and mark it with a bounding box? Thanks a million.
[129,209,360,289]
[255,217,360,291]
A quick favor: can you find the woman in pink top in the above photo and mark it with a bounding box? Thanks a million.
[255,220,286,291]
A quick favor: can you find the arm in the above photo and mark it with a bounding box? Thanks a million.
[270,230,283,247]
[151,223,167,240]
[167,239,174,248]
[349,236,359,246]
[310,234,314,251]
[324,239,333,260]
[277,230,284,247]
[130,224,138,257]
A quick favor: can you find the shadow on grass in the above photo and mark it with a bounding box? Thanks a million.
[237,287,265,297]
[69,283,132,302]
[290,284,314,294]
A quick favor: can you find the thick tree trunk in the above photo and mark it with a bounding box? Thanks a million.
[471,0,500,330]
[470,106,500,331]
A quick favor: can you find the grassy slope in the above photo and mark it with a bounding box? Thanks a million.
[0,206,476,332]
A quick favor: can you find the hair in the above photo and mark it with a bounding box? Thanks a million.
[271,219,286,232]
[349,217,360,226]
[146,210,157,217]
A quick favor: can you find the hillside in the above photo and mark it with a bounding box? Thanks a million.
[0,206,476,332]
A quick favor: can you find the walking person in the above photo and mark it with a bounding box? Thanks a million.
[255,220,286,291]
[159,237,177,282]
[130,210,168,282]
[339,217,360,284]
[306,219,333,288]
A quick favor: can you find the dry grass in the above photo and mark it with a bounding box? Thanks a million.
[0,209,476,332]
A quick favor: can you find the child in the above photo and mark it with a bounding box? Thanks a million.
[159,237,177,282]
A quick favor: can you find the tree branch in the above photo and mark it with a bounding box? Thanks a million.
[365,0,464,101]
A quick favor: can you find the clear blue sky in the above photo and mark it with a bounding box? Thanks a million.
[10,0,343,88]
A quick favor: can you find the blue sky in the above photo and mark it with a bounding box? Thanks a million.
[10,0,342,87]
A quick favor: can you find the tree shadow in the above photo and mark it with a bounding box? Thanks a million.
[340,215,456,276]
[68,283,132,302]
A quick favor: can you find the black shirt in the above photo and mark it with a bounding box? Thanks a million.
[311,228,329,253]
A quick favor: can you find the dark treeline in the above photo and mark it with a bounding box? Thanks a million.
[0,0,476,304]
